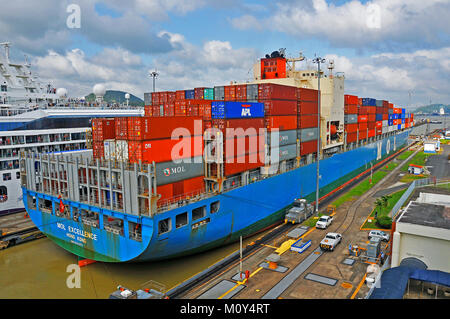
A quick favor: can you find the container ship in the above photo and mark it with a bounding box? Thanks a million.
[20,50,415,262]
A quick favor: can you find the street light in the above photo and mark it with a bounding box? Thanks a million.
[313,56,325,215]
[149,69,159,93]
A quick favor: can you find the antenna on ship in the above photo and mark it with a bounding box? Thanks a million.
[149,69,159,93]
[313,55,326,216]
[0,42,11,62]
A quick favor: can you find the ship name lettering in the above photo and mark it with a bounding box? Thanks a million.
[67,226,98,241]
[57,223,66,230]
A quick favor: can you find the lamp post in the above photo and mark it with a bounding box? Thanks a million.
[313,56,325,215]
[149,70,159,93]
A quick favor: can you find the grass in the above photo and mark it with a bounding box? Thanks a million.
[400,151,433,172]
[397,150,414,161]
[302,212,323,228]
[382,162,399,171]
[440,139,449,145]
[361,189,407,229]
[435,182,450,191]
[399,174,427,183]
[331,170,388,209]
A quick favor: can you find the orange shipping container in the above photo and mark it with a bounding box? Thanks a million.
[224,85,236,101]
[345,123,358,133]
[115,117,128,139]
[344,95,359,105]
[368,129,375,138]
[300,140,318,156]
[359,130,367,140]
[358,115,368,122]
[296,87,318,101]
[358,122,368,131]
[265,115,297,131]
[297,114,318,129]
[344,104,358,114]
[376,121,383,128]
[347,132,357,143]
[235,85,247,100]
[297,101,318,115]
[127,117,203,141]
[92,118,115,142]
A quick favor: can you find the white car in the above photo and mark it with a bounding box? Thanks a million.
[316,215,333,229]
[368,230,390,242]
[320,232,342,251]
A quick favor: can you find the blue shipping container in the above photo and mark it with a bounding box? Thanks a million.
[375,114,383,121]
[362,98,376,106]
[185,90,195,99]
[401,108,406,114]
[388,119,394,126]
[211,101,264,119]
[401,119,405,124]
[398,124,402,130]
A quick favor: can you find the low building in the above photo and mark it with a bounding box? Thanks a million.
[423,140,440,153]
[408,164,424,175]
[391,192,450,272]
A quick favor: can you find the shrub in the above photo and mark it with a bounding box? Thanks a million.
[376,216,392,229]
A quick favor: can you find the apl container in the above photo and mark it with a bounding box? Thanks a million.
[211,101,264,119]
[155,156,204,186]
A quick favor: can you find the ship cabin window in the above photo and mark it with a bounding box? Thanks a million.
[2,173,11,181]
[210,201,220,214]
[16,172,20,179]
[1,85,6,92]
[176,212,188,229]
[158,217,171,235]
[192,206,206,221]
[0,186,7,203]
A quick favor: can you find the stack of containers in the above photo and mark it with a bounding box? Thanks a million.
[344,94,359,143]
[211,101,265,176]
[92,118,115,160]
[388,103,394,132]
[393,107,402,130]
[297,87,319,155]
[258,83,299,162]
[360,98,376,138]
[375,99,383,136]
[401,108,406,130]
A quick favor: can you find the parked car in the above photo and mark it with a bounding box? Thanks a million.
[368,230,390,242]
[315,215,333,229]
[320,233,342,251]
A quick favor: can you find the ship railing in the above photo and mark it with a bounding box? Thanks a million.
[81,217,99,228]
[104,224,123,236]
[156,188,212,213]
[129,230,142,242]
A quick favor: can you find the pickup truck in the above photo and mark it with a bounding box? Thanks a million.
[320,233,342,251]
[315,215,333,229]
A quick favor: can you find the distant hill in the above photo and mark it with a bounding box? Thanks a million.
[412,104,450,114]
[85,90,144,106]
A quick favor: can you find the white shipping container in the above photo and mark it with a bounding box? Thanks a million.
[382,127,388,134]
[115,140,129,162]
[104,139,116,160]
[401,124,405,129]
[382,120,388,127]
[388,126,394,132]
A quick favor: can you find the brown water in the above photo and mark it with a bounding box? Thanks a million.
[0,233,264,299]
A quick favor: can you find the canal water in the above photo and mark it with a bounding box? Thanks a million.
[0,232,264,299]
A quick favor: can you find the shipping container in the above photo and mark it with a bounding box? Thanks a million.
[344,94,359,105]
[144,106,152,117]
[92,141,104,159]
[115,117,128,139]
[265,100,297,116]
[358,122,367,131]
[212,118,265,136]
[347,132,357,143]
[368,122,376,129]
[382,120,388,127]
[298,127,319,142]
[297,101,318,115]
[92,118,116,142]
[344,104,358,114]
[361,98,376,106]
[345,123,358,133]
[297,114,318,129]
[128,117,203,141]
[300,140,318,156]
[376,127,382,135]
[211,101,264,119]
[267,129,297,146]
[155,156,204,186]
[235,85,247,101]
[115,140,128,162]
[104,139,116,160]
[194,87,206,100]
[224,152,265,176]
[259,83,296,100]
[344,114,358,124]
[375,99,383,107]
[223,135,264,159]
[359,130,367,140]
[368,129,375,138]
[128,136,203,164]
[266,115,298,131]
[358,115,368,122]
[151,92,160,105]
[297,87,318,101]
[185,89,195,99]
[203,88,214,100]
[144,92,152,105]
[224,85,236,101]
[214,86,225,100]
[368,114,376,122]
[171,176,205,198]
[268,144,297,163]
[176,90,185,100]
[246,84,259,101]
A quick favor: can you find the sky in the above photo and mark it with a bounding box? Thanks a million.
[1,0,449,108]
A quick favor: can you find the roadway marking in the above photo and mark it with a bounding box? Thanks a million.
[350,273,367,299]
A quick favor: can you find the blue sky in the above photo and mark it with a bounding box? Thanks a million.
[1,0,449,107]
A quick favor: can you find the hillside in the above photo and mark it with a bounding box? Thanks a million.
[412,104,450,114]
[85,90,144,106]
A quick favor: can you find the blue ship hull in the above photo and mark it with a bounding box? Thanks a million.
[22,130,410,262]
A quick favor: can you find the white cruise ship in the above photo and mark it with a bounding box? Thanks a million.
[0,42,143,215]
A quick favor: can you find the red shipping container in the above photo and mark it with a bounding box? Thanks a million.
[263,100,297,115]
[344,104,358,114]
[92,141,104,159]
[368,114,376,122]
[358,106,368,115]
[127,117,203,141]
[393,108,402,114]
[359,130,367,140]
[266,115,297,131]
[345,123,358,133]
[224,85,236,101]
[300,140,318,156]
[223,135,264,159]
[297,114,318,129]
[347,132,357,143]
[194,87,206,100]
[127,136,203,164]
[144,106,152,117]
[175,100,186,116]
[151,92,160,105]
[297,101,318,115]
[368,122,376,129]
[376,128,382,135]
[152,105,161,117]
[382,114,388,120]
[368,129,375,138]
[376,107,383,114]
[92,118,115,142]
[235,85,247,101]
[157,183,173,205]
[358,122,367,131]
[376,121,383,128]
[212,118,265,136]
[224,152,264,176]
[172,176,205,198]
[358,115,368,122]
[160,91,169,104]
[259,83,297,100]
[176,90,185,101]
[204,119,212,130]
[115,117,128,139]
[367,106,376,114]
[296,87,318,101]
[383,100,389,108]
[344,95,359,105]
